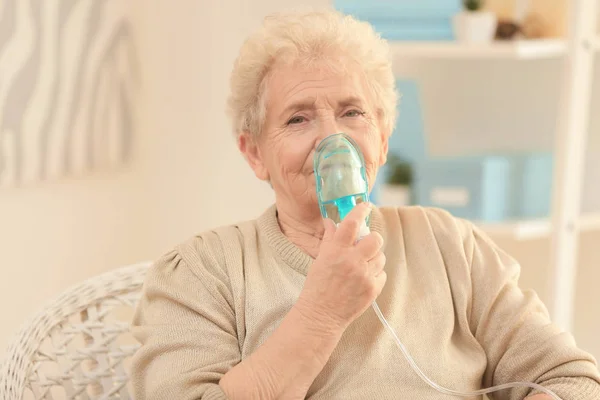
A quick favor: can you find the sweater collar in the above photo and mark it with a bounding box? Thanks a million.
[258,204,387,276]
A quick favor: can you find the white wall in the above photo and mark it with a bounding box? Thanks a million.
[0,168,148,355]
[130,0,283,252]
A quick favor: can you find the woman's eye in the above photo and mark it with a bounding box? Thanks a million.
[344,109,364,118]
[287,116,306,125]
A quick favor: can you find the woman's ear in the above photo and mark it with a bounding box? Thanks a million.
[238,131,270,181]
[379,131,390,166]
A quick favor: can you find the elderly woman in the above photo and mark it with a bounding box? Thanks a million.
[130,9,600,400]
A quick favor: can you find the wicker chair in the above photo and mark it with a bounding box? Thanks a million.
[0,262,151,400]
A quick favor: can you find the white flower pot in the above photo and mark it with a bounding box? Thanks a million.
[377,184,411,207]
[453,11,498,44]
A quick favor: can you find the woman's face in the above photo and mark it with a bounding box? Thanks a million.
[239,62,389,220]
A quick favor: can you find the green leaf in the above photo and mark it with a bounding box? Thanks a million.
[464,0,482,11]
[385,154,413,186]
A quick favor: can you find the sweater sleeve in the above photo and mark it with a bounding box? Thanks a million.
[130,241,239,400]
[467,225,600,400]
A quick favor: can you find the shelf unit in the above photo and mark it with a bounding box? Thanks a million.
[390,39,567,60]
[477,212,600,241]
[550,0,599,332]
[388,0,599,332]
[389,36,600,61]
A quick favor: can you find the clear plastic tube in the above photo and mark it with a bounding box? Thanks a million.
[371,301,562,400]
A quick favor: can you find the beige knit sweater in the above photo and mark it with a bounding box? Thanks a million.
[131,205,600,400]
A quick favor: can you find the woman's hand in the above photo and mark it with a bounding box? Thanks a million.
[221,203,386,400]
[296,202,387,332]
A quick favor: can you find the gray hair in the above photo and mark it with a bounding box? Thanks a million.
[227,9,399,137]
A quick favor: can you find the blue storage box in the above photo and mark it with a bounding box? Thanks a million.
[366,19,455,41]
[334,0,461,19]
[510,153,554,219]
[412,153,554,221]
[389,80,428,163]
[334,0,461,41]
[413,156,513,222]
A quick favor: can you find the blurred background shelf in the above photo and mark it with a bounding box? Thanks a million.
[580,212,600,231]
[477,212,600,241]
[390,39,568,60]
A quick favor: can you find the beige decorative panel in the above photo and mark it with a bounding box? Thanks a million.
[0,0,138,186]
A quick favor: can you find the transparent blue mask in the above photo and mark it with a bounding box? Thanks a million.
[314,133,370,225]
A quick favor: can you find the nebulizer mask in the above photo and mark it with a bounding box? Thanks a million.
[314,133,371,234]
[313,133,562,400]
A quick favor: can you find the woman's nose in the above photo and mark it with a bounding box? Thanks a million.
[316,118,340,144]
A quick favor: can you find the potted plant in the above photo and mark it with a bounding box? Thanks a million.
[453,0,498,44]
[378,154,413,207]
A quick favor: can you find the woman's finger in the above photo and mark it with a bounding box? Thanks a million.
[369,252,386,276]
[372,270,387,296]
[334,203,372,245]
[356,232,384,260]
[322,218,337,243]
